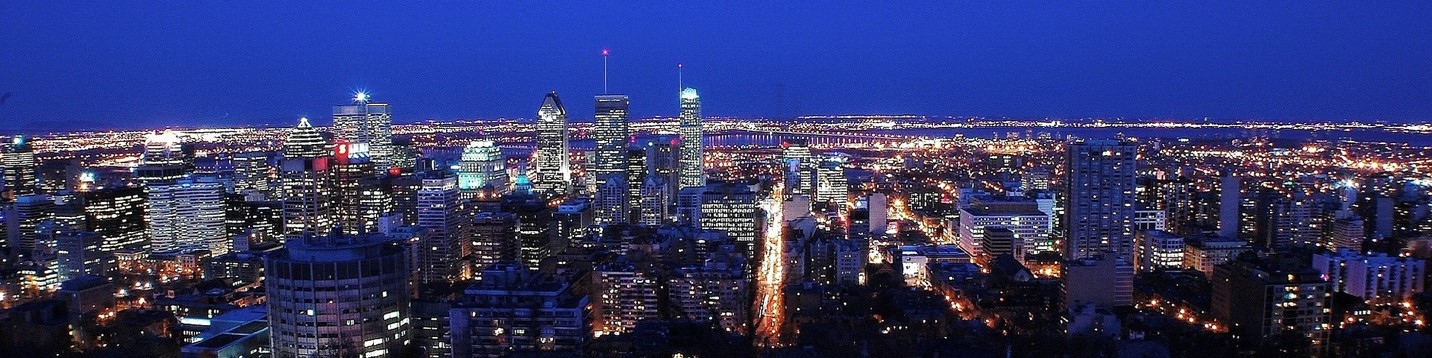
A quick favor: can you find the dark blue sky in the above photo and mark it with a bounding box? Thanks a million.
[2,2,1430,131]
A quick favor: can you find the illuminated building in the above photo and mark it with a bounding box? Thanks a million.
[231,151,274,199]
[458,140,509,199]
[591,260,660,336]
[265,231,410,358]
[1,135,38,197]
[1313,249,1425,302]
[56,231,113,281]
[147,178,227,255]
[415,172,469,283]
[450,263,587,356]
[591,94,630,224]
[638,135,680,219]
[815,156,848,217]
[678,87,705,191]
[956,205,1048,262]
[1134,230,1184,272]
[1133,209,1166,232]
[638,175,669,226]
[675,187,703,228]
[1211,256,1330,355]
[135,130,193,184]
[700,181,763,254]
[1062,139,1137,260]
[670,255,750,335]
[470,212,517,273]
[867,193,888,235]
[532,92,571,198]
[279,118,334,242]
[507,200,554,270]
[553,198,593,249]
[1182,235,1251,276]
[6,194,54,256]
[81,186,148,252]
[782,138,814,197]
[332,142,386,235]
[332,92,395,173]
[595,176,627,225]
[224,194,283,245]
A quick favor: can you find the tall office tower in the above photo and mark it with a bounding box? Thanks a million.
[554,198,593,249]
[415,173,470,283]
[595,176,627,225]
[6,194,54,255]
[678,88,705,191]
[639,134,681,206]
[332,142,386,235]
[700,181,763,254]
[135,130,193,185]
[508,200,554,270]
[624,146,648,223]
[280,118,334,242]
[532,92,571,198]
[782,138,814,197]
[56,231,114,281]
[815,157,849,217]
[230,151,273,199]
[1211,257,1331,356]
[147,178,227,255]
[591,261,661,336]
[82,186,148,253]
[450,263,588,357]
[592,95,630,224]
[470,212,517,273]
[458,140,509,200]
[1274,183,1320,247]
[333,92,394,173]
[1062,139,1137,260]
[639,176,670,226]
[2,135,38,197]
[265,231,410,358]
[386,175,422,226]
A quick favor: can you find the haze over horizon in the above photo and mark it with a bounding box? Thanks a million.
[2,2,1431,132]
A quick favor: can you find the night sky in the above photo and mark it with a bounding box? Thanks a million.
[2,2,1430,131]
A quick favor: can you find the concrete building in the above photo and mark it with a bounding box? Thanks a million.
[265,231,410,358]
[1313,249,1425,302]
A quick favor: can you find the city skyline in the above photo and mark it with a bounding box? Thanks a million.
[3,2,1432,132]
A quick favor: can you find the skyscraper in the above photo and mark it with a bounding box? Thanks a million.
[1062,139,1137,260]
[6,194,54,256]
[532,92,571,198]
[333,92,394,173]
[458,140,509,199]
[265,231,410,358]
[470,212,517,273]
[678,88,705,191]
[135,130,192,185]
[2,135,38,198]
[592,95,630,225]
[146,178,227,255]
[782,138,814,198]
[701,180,763,254]
[415,172,469,283]
[332,142,384,235]
[230,151,274,199]
[280,118,334,242]
[81,186,148,253]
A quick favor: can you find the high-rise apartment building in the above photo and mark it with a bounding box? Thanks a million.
[1062,139,1137,260]
[415,173,469,283]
